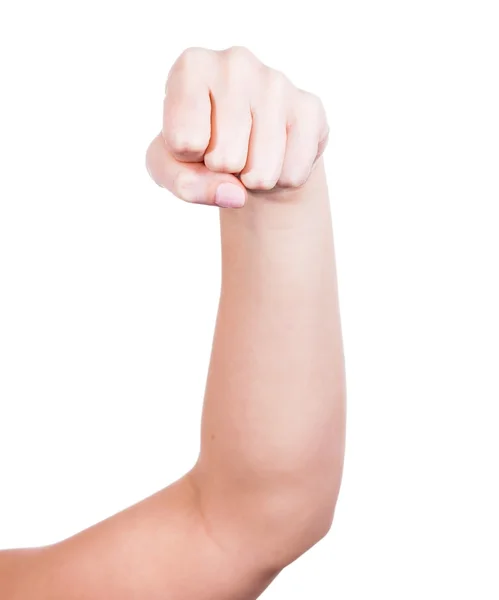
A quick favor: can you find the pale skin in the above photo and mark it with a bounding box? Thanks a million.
[0,46,346,599]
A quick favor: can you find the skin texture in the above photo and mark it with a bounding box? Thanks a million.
[0,46,346,599]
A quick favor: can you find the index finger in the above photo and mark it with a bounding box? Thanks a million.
[162,49,215,162]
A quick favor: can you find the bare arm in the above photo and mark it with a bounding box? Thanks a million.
[193,158,345,570]
[1,46,345,600]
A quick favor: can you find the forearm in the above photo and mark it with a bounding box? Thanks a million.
[192,159,346,566]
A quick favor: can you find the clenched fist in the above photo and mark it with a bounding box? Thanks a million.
[146,46,329,208]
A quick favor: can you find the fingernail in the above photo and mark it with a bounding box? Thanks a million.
[215,183,246,208]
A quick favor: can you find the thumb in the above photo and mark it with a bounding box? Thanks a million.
[146,134,247,208]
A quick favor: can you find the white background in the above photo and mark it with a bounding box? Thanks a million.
[1,0,498,597]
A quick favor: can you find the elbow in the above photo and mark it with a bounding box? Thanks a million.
[190,459,344,575]
[256,433,346,567]
[259,464,344,570]
[191,430,345,573]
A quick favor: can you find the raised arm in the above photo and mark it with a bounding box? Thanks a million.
[1,46,345,600]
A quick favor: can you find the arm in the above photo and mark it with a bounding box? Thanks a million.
[192,157,346,571]
[1,46,345,600]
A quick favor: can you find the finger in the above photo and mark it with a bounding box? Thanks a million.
[204,93,252,175]
[278,91,329,188]
[162,54,213,162]
[239,77,288,191]
[277,121,319,188]
[146,133,247,208]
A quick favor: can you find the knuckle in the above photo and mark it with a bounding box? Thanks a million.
[304,91,327,121]
[278,172,308,189]
[241,172,278,191]
[225,45,256,65]
[178,46,211,67]
[262,69,291,108]
[165,129,206,156]
[270,69,290,92]
[204,152,244,174]
[319,126,331,150]
[167,47,215,92]
[174,169,197,201]
[293,91,329,142]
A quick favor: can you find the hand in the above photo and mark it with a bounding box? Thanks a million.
[146,46,329,208]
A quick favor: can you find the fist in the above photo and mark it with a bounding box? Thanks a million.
[146,46,329,208]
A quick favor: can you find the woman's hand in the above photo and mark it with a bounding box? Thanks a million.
[146,46,329,208]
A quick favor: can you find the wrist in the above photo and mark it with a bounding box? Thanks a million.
[219,158,329,235]
[218,159,335,290]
